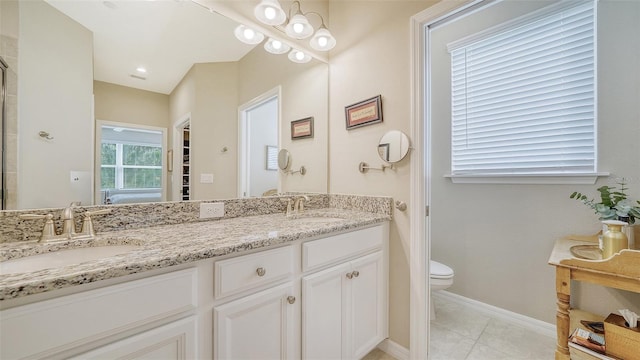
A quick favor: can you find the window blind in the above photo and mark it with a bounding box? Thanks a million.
[449,1,596,175]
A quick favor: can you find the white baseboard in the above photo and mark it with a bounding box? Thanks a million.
[433,290,556,338]
[377,339,409,360]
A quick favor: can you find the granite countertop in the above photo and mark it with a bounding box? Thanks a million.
[0,208,389,301]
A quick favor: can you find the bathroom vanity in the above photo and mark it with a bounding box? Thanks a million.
[548,236,640,360]
[0,202,390,360]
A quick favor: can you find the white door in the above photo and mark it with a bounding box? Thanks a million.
[214,282,298,360]
[348,252,385,359]
[301,262,350,360]
[71,317,197,360]
[238,88,280,198]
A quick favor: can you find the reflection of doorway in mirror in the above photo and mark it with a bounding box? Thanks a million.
[181,124,190,200]
[239,88,279,198]
[95,121,167,205]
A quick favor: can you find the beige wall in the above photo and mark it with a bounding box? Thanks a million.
[169,62,240,200]
[328,0,438,348]
[238,46,328,194]
[17,0,93,209]
[93,81,170,128]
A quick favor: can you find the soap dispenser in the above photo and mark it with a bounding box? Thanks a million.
[602,220,628,259]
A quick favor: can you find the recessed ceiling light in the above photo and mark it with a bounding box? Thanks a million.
[136,67,147,73]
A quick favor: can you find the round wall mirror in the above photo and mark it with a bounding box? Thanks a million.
[278,149,291,170]
[377,130,410,163]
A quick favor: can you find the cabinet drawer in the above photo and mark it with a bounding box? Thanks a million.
[214,246,294,299]
[0,268,197,360]
[302,225,384,272]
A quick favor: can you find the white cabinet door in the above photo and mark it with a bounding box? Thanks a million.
[71,316,197,360]
[302,262,350,360]
[348,251,386,359]
[214,282,299,360]
[302,251,386,360]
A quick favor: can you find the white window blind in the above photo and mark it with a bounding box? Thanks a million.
[449,1,596,176]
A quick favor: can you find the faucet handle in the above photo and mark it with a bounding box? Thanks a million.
[80,208,112,236]
[84,208,112,217]
[281,198,294,216]
[19,213,56,241]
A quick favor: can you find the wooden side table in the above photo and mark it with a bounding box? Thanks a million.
[548,237,640,360]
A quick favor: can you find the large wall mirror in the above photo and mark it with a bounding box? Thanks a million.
[0,0,329,210]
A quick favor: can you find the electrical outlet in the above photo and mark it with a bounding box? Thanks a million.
[200,202,224,219]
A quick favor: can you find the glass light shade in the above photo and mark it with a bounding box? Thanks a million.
[309,27,336,51]
[264,38,290,54]
[288,49,311,63]
[285,13,314,39]
[254,0,286,26]
[234,24,264,45]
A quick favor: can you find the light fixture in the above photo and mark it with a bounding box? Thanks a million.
[135,66,147,73]
[231,0,336,63]
[264,38,290,54]
[285,10,314,40]
[309,25,336,51]
[234,24,264,45]
[288,49,311,64]
[254,0,286,26]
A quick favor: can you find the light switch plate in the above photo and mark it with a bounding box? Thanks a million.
[200,173,214,183]
[200,202,224,218]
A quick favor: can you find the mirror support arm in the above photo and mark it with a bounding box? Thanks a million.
[358,161,394,173]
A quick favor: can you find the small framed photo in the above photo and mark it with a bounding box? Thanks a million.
[291,117,314,139]
[345,95,383,130]
[378,143,390,162]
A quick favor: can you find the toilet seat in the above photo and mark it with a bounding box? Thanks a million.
[430,260,454,279]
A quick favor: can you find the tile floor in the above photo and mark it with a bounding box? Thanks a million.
[364,293,557,360]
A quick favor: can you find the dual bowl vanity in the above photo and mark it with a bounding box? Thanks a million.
[0,195,392,360]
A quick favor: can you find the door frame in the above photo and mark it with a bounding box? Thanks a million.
[237,86,281,198]
[94,120,168,205]
[172,113,191,201]
[409,1,478,358]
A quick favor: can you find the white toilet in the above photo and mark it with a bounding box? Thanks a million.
[430,260,454,319]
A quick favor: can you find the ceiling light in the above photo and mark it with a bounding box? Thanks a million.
[234,24,264,45]
[264,38,290,54]
[285,12,313,39]
[254,0,286,26]
[309,26,336,51]
[136,67,147,73]
[288,49,311,64]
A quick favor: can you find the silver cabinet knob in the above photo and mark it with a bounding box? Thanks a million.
[352,270,360,278]
[346,272,353,279]
[256,267,266,277]
[287,296,296,304]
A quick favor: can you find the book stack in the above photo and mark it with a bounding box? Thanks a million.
[568,326,621,360]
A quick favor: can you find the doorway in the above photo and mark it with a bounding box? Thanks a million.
[238,88,280,198]
[95,121,167,205]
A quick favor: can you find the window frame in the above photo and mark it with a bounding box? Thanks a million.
[100,140,163,190]
[445,0,608,184]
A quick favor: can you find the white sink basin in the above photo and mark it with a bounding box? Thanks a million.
[0,245,141,275]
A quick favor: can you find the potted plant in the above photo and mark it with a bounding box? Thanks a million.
[570,179,640,224]
[571,179,640,249]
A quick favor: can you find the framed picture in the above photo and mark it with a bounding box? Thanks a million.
[265,145,278,171]
[291,117,314,139]
[378,143,390,162]
[345,95,383,130]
